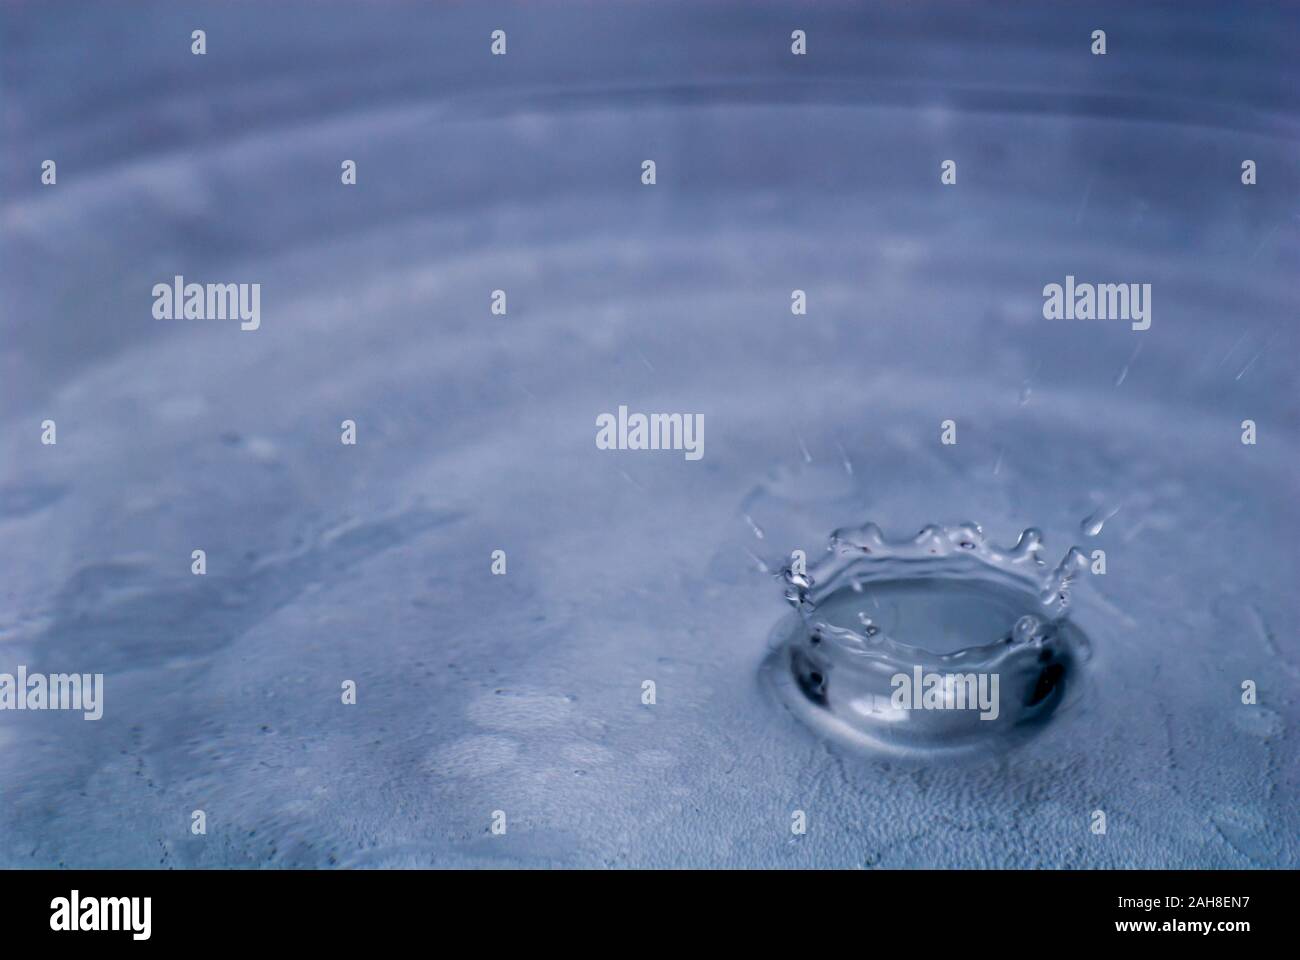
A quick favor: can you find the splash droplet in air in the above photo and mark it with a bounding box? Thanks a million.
[1080,504,1121,537]
[761,522,1092,759]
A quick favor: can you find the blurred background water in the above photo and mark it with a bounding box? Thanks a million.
[1,0,1297,867]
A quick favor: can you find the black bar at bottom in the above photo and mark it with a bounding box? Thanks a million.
[0,868,1286,945]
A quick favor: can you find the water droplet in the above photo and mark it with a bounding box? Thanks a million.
[1114,341,1143,387]
[1081,504,1121,537]
[835,441,854,476]
[1235,350,1262,381]
[762,521,1091,759]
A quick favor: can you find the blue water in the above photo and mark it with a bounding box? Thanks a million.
[1,1,1297,867]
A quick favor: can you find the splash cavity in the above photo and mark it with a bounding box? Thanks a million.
[761,522,1092,759]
